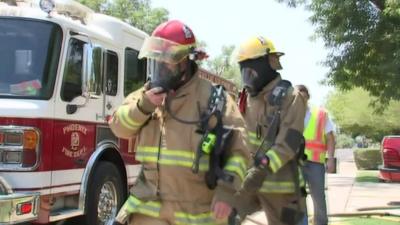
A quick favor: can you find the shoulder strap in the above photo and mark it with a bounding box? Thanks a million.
[207,85,226,116]
[268,79,292,107]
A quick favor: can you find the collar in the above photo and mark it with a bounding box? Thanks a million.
[250,75,282,101]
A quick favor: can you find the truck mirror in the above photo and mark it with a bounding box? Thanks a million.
[66,95,88,114]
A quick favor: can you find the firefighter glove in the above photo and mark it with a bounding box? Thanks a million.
[137,91,157,114]
[241,166,268,193]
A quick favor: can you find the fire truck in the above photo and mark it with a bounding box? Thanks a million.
[0,0,148,224]
[0,1,239,224]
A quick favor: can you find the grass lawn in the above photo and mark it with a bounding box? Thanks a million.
[330,216,400,225]
[355,170,380,183]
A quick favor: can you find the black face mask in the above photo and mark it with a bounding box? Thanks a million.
[148,59,196,92]
[239,56,278,97]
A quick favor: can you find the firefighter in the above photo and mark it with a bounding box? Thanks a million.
[295,84,336,225]
[235,36,308,225]
[109,20,249,225]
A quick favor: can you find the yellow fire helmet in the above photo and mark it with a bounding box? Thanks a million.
[236,36,284,63]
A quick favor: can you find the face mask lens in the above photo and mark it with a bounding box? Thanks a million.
[148,59,181,90]
[241,67,258,87]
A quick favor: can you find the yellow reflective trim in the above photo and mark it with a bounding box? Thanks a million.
[137,201,161,217]
[118,105,142,130]
[175,211,221,225]
[249,138,262,146]
[248,131,262,146]
[265,150,283,173]
[136,146,209,171]
[248,132,258,138]
[260,181,295,193]
[224,156,247,180]
[137,146,159,153]
[136,146,159,163]
[162,149,194,158]
[123,196,161,217]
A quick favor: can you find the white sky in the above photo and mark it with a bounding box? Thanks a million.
[151,0,333,106]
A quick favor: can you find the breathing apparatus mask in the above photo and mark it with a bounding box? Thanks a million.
[239,55,278,97]
[147,58,190,92]
[139,36,199,92]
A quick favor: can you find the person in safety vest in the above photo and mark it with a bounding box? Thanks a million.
[235,36,308,225]
[109,20,249,225]
[295,84,336,225]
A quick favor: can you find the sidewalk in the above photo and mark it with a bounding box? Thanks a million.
[242,155,400,225]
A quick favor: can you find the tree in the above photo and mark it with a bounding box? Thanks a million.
[325,88,400,141]
[277,0,400,107]
[205,45,241,87]
[78,0,169,34]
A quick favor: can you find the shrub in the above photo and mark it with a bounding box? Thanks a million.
[353,148,382,170]
[336,133,355,148]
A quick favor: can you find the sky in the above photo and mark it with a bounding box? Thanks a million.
[151,0,333,106]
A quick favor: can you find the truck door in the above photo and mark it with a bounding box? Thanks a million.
[52,36,103,192]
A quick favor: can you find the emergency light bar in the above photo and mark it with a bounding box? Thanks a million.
[48,0,94,22]
[0,0,94,23]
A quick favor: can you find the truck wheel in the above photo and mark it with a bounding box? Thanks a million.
[85,161,126,225]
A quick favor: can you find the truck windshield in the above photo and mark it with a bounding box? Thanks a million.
[0,18,62,99]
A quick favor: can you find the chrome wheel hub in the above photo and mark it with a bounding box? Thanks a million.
[97,181,118,224]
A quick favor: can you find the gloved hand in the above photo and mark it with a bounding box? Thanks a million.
[241,156,269,193]
[137,87,164,114]
[241,166,268,193]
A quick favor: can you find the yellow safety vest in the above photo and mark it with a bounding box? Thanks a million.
[304,107,327,163]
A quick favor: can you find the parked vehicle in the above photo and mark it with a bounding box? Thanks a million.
[379,135,400,182]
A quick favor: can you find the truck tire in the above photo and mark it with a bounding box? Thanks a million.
[84,161,126,225]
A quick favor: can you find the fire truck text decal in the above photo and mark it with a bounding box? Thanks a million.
[62,124,88,158]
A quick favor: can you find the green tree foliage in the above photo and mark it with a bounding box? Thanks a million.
[78,0,169,34]
[277,0,400,107]
[206,45,241,87]
[326,88,400,141]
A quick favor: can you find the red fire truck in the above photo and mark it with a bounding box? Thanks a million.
[0,0,148,224]
[0,1,239,224]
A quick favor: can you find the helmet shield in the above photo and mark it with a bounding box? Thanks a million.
[147,59,185,91]
[139,37,194,64]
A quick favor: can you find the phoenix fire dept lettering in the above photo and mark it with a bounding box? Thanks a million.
[62,124,88,158]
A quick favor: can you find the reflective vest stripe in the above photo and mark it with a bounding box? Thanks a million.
[122,195,161,217]
[117,105,142,130]
[305,149,326,163]
[305,141,326,150]
[175,211,222,225]
[224,156,247,181]
[304,107,327,163]
[265,150,283,173]
[136,146,209,171]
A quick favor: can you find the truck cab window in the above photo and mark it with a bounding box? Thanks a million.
[124,48,146,96]
[61,38,84,102]
[88,47,102,96]
[105,50,118,96]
